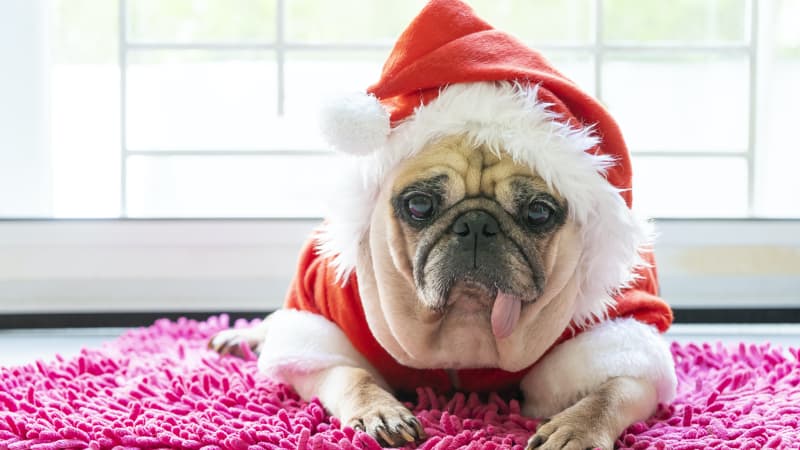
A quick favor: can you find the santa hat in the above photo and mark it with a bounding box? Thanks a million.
[317,0,650,325]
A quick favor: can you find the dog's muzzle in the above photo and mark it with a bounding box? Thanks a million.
[448,210,522,339]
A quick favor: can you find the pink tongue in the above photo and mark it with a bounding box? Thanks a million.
[491,292,521,339]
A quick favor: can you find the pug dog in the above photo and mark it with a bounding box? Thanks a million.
[210,1,676,449]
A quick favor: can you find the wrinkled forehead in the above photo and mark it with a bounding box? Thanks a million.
[391,135,557,199]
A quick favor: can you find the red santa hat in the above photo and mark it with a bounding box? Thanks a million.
[317,0,651,325]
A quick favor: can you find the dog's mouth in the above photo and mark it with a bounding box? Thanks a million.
[444,280,526,340]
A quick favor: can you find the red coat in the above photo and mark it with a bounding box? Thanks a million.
[284,238,672,394]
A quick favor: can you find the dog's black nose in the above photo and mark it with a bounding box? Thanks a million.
[452,210,499,238]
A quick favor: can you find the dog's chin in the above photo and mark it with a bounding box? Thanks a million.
[435,280,530,340]
[444,280,494,312]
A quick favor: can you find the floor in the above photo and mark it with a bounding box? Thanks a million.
[0,327,126,367]
[1,324,799,368]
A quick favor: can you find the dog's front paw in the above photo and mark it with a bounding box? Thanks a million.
[346,401,425,447]
[208,327,264,358]
[526,410,614,450]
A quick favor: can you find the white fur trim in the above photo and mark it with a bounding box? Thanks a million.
[257,309,382,384]
[520,317,677,418]
[318,82,651,323]
[315,157,381,283]
[319,91,391,155]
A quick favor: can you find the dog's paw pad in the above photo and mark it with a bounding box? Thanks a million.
[348,404,425,447]
[207,329,262,359]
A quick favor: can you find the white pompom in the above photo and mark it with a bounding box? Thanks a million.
[319,92,391,155]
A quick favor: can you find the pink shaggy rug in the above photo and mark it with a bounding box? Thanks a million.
[1,316,799,450]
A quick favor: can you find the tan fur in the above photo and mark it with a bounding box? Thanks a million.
[211,330,424,447]
[527,376,657,450]
[319,367,424,447]
[209,135,662,448]
[211,323,655,448]
[357,136,582,370]
[391,136,556,201]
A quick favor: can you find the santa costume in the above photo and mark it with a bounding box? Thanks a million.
[258,0,676,416]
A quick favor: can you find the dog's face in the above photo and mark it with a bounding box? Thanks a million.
[357,135,588,371]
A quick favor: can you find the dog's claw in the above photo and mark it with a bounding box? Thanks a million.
[351,421,365,432]
[397,428,414,442]
[347,404,423,447]
[402,416,426,443]
[375,425,396,447]
[406,416,426,439]
[527,413,613,450]
[527,434,544,449]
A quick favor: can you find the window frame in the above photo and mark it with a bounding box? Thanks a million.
[115,0,764,218]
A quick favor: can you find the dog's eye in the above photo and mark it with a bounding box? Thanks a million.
[405,193,435,221]
[526,200,553,227]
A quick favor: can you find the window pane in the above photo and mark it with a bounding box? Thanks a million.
[632,156,748,217]
[51,64,121,217]
[773,0,800,49]
[53,0,117,64]
[604,0,747,43]
[126,50,278,151]
[286,0,593,45]
[603,53,749,152]
[284,51,384,116]
[285,0,426,44]
[127,155,343,217]
[127,0,276,42]
[754,0,800,217]
[471,0,593,44]
[0,1,50,217]
[51,0,121,217]
[543,51,595,95]
[2,0,122,218]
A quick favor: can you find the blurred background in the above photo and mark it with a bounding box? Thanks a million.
[0,0,798,328]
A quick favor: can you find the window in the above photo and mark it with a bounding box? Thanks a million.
[1,0,799,219]
[1,1,798,318]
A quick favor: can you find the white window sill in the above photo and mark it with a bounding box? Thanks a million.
[0,218,798,313]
